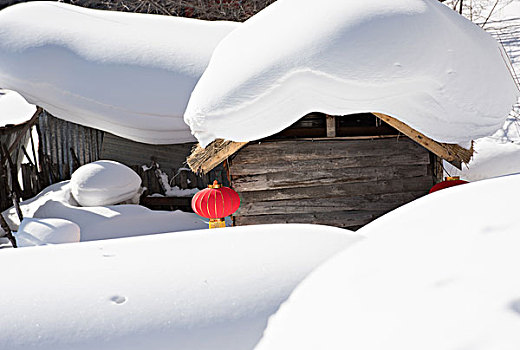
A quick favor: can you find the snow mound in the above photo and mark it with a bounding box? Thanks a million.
[0,88,36,127]
[70,160,142,206]
[0,224,361,350]
[2,181,208,241]
[185,0,519,147]
[255,174,520,350]
[0,2,239,144]
[15,217,80,247]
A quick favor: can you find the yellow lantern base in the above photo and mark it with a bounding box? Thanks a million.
[209,218,226,229]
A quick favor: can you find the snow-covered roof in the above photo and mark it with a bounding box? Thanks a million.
[0,89,36,128]
[184,0,520,148]
[0,2,239,144]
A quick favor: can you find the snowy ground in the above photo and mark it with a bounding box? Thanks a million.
[0,224,361,350]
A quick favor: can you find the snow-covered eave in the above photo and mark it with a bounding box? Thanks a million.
[187,112,473,174]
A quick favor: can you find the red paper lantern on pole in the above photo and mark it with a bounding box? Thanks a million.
[191,180,240,228]
[429,176,468,194]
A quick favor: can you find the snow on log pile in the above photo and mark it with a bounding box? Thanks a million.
[255,174,520,350]
[0,224,361,350]
[0,1,239,144]
[184,0,519,148]
[1,161,208,243]
[0,88,35,127]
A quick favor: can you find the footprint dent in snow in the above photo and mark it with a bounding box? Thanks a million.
[509,298,520,315]
[110,295,127,305]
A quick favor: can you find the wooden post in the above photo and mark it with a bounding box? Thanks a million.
[1,143,23,222]
[326,115,336,138]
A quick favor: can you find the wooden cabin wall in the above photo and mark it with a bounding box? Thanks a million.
[38,111,104,181]
[230,136,437,230]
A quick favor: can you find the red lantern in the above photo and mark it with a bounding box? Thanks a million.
[429,176,468,194]
[191,180,240,228]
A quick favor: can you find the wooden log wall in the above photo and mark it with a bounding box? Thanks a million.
[230,136,436,230]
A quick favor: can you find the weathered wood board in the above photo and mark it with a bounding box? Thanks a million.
[230,136,436,230]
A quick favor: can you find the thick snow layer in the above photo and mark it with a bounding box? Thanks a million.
[445,130,520,181]
[0,88,36,127]
[443,0,520,181]
[70,160,142,206]
[185,0,519,148]
[255,174,520,350]
[0,224,361,350]
[0,2,239,144]
[1,181,208,242]
[15,217,80,246]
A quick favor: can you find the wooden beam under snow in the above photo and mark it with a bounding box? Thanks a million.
[372,113,472,166]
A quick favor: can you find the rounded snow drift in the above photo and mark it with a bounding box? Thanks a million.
[254,175,520,350]
[70,160,142,207]
[15,217,80,246]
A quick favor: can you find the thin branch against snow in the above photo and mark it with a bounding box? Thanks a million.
[57,0,277,21]
[443,0,515,23]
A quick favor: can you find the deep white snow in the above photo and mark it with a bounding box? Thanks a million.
[254,174,520,350]
[0,88,36,127]
[0,2,239,144]
[15,217,80,246]
[0,224,361,350]
[70,160,142,206]
[184,0,519,148]
[444,0,520,181]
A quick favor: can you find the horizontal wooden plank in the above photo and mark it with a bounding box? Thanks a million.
[236,191,426,216]
[232,137,425,164]
[235,210,384,228]
[238,176,433,202]
[230,150,430,175]
[233,164,429,192]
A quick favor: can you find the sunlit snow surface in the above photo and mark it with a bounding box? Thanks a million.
[0,2,239,144]
[0,224,361,350]
[184,0,519,147]
[445,0,520,180]
[0,88,36,126]
[255,174,520,350]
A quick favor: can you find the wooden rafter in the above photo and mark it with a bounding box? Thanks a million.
[187,139,248,174]
[372,113,472,167]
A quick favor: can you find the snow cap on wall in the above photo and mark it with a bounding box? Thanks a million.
[0,2,239,144]
[184,0,520,148]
